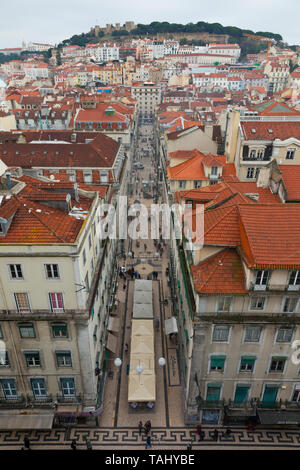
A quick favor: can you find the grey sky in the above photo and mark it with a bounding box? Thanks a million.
[0,0,299,49]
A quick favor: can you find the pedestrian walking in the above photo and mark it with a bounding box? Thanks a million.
[123,283,126,290]
[125,343,129,353]
[145,420,151,434]
[138,421,143,435]
[225,428,232,439]
[196,424,202,441]
[144,243,147,251]
[145,435,152,449]
[86,438,92,450]
[71,439,77,450]
[24,436,31,450]
[212,429,219,441]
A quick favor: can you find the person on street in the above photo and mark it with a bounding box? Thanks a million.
[86,438,92,450]
[138,421,143,435]
[125,343,129,353]
[24,436,31,450]
[225,428,232,439]
[145,435,152,449]
[196,424,202,441]
[71,439,77,450]
[212,429,219,441]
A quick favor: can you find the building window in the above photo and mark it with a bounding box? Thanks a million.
[217,296,232,312]
[8,264,23,279]
[45,264,60,279]
[0,324,3,339]
[269,357,286,372]
[282,297,298,314]
[211,166,218,176]
[56,351,72,367]
[83,249,86,265]
[83,171,92,183]
[234,385,250,403]
[0,379,18,399]
[60,377,75,397]
[24,351,41,367]
[210,356,226,371]
[0,350,9,366]
[249,150,256,159]
[289,271,300,288]
[246,168,255,179]
[292,385,300,402]
[30,378,47,398]
[276,327,293,343]
[52,323,68,338]
[178,181,186,189]
[194,181,202,188]
[212,325,230,342]
[206,383,221,401]
[254,270,269,287]
[257,149,264,160]
[244,325,262,342]
[240,356,256,372]
[286,148,295,160]
[19,323,35,338]
[49,293,64,312]
[88,235,92,249]
[14,293,31,312]
[250,297,265,310]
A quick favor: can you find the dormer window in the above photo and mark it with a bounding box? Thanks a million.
[254,270,269,290]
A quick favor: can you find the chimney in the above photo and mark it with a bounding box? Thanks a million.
[74,183,79,202]
[5,172,12,190]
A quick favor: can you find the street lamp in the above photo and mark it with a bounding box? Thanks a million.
[158,357,166,367]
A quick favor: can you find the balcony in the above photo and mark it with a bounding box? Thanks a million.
[56,393,82,404]
[253,284,267,291]
[26,394,54,407]
[197,399,225,409]
[0,395,26,409]
[242,156,271,162]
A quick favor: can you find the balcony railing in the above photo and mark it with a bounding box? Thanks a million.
[242,156,271,162]
[27,394,53,404]
[56,393,82,404]
[0,395,26,408]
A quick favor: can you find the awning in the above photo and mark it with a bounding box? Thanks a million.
[106,332,118,353]
[134,279,153,291]
[165,317,178,335]
[107,316,120,332]
[133,303,153,319]
[0,413,54,430]
[257,409,300,425]
[134,290,153,305]
[128,374,156,402]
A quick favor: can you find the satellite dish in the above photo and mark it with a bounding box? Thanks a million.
[66,194,71,203]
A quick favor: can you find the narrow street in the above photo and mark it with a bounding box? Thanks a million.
[1,119,300,450]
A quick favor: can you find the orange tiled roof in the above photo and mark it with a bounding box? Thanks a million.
[192,248,247,294]
[241,121,300,141]
[0,192,91,245]
[238,204,300,268]
[279,165,300,201]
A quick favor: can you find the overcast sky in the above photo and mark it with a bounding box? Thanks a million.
[0,0,299,49]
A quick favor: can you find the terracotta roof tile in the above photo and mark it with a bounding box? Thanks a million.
[192,248,247,294]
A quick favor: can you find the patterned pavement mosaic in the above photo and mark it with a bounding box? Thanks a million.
[1,426,300,449]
